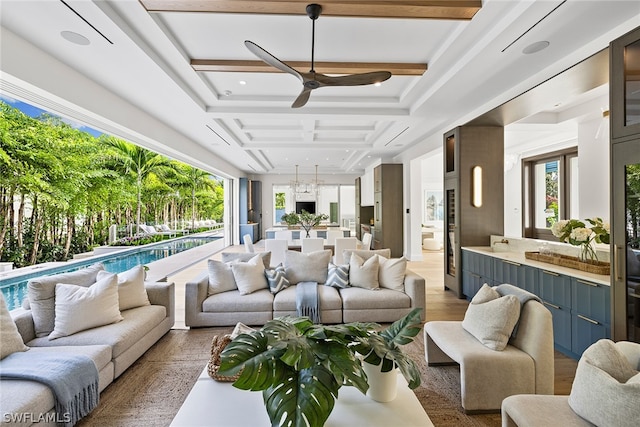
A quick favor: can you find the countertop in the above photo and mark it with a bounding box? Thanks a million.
[463,246,610,286]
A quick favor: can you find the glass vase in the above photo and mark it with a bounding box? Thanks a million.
[580,240,597,263]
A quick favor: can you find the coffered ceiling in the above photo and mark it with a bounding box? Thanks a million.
[1,1,639,179]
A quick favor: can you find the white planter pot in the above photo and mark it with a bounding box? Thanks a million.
[362,361,398,402]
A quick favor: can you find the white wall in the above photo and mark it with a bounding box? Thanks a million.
[503,116,610,237]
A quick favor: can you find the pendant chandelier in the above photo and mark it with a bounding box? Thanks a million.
[291,165,321,200]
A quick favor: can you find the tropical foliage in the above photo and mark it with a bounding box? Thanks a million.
[0,101,224,267]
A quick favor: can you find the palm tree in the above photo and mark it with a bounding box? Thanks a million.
[172,163,217,230]
[103,137,172,231]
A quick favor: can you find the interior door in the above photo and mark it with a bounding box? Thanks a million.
[612,138,640,343]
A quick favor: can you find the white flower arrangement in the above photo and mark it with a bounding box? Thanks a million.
[551,217,610,262]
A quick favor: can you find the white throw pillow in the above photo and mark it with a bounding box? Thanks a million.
[284,250,332,285]
[97,265,150,311]
[377,256,407,291]
[231,254,269,295]
[568,340,640,427]
[207,259,238,295]
[49,273,123,340]
[27,263,105,337]
[461,284,520,351]
[349,253,380,290]
[0,293,29,359]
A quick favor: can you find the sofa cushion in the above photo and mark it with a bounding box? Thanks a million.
[343,249,391,262]
[568,339,640,427]
[27,263,105,337]
[231,254,269,295]
[349,253,379,290]
[221,251,271,269]
[0,293,29,359]
[339,287,410,310]
[284,250,332,285]
[49,274,123,340]
[97,265,150,310]
[273,284,342,311]
[325,263,349,288]
[377,256,407,291]
[207,259,237,295]
[265,263,290,294]
[27,305,166,359]
[202,289,274,313]
[462,284,520,351]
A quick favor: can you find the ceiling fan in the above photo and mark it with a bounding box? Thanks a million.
[244,3,392,108]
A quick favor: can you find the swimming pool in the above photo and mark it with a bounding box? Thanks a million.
[0,236,220,311]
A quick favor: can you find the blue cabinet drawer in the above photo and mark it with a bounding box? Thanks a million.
[539,270,572,308]
[571,278,610,325]
[542,300,572,354]
[493,259,539,294]
[572,313,610,357]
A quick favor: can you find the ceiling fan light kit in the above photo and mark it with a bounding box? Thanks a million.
[245,3,392,108]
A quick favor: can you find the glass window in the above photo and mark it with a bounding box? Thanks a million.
[523,148,577,239]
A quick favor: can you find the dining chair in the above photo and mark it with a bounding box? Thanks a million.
[325,229,344,246]
[333,237,358,265]
[361,232,373,250]
[274,230,293,243]
[243,234,255,253]
[265,239,288,267]
[301,238,324,253]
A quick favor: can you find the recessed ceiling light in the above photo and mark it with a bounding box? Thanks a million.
[522,41,549,55]
[61,31,90,46]
[223,90,232,96]
[239,80,247,85]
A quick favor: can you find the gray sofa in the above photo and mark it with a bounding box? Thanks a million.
[185,249,426,327]
[0,266,174,426]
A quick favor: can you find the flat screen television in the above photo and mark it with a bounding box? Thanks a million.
[296,201,316,214]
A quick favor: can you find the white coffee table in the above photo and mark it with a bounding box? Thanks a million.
[171,367,434,426]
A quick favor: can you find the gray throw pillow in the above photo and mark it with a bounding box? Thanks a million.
[461,284,520,351]
[325,263,350,289]
[27,263,105,337]
[284,250,332,285]
[265,263,290,294]
[349,253,380,290]
[221,251,271,269]
[1,293,29,359]
[207,259,237,295]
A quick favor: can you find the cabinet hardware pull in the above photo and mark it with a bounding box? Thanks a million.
[471,273,481,278]
[542,270,559,276]
[577,314,599,325]
[576,279,598,287]
[614,245,623,281]
[542,301,560,310]
[503,260,521,266]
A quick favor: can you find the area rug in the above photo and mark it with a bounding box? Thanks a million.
[78,327,501,427]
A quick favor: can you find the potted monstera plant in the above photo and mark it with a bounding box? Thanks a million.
[217,308,422,427]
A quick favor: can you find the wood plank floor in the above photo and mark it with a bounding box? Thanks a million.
[167,246,578,395]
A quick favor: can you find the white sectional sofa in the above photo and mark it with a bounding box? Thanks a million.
[185,249,426,327]
[0,264,174,426]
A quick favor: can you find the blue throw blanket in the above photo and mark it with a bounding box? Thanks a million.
[296,281,321,323]
[495,283,542,337]
[0,351,99,427]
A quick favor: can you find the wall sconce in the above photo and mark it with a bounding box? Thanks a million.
[472,166,482,207]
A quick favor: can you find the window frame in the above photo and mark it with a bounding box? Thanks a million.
[522,147,578,240]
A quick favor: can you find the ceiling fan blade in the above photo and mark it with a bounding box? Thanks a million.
[315,71,392,87]
[244,40,302,82]
[292,87,312,108]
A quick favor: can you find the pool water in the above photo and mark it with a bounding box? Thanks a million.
[0,236,220,311]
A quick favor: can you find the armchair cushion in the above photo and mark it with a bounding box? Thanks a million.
[462,284,520,351]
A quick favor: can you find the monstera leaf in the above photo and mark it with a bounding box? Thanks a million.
[218,317,375,427]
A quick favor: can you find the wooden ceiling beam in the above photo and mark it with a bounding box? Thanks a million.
[191,59,427,75]
[141,1,481,20]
